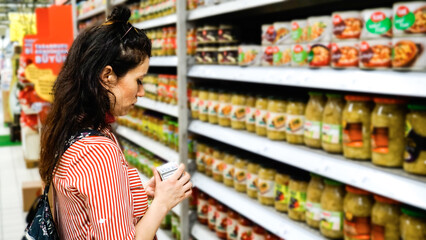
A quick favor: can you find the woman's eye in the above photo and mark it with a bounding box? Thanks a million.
[137,79,142,85]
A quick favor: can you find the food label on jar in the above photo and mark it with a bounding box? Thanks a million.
[343,122,363,147]
[199,99,208,114]
[371,224,385,240]
[208,205,217,226]
[237,224,253,240]
[234,168,247,184]
[253,232,266,240]
[304,120,322,139]
[258,179,275,198]
[223,163,234,181]
[246,107,256,124]
[366,11,392,34]
[344,214,371,239]
[197,198,208,220]
[404,123,426,163]
[322,123,342,144]
[371,127,389,154]
[306,201,322,221]
[246,173,258,191]
[394,5,415,30]
[275,183,289,205]
[231,105,246,122]
[255,109,268,127]
[204,155,213,170]
[227,217,238,240]
[190,97,199,112]
[289,190,307,212]
[215,210,227,233]
[321,210,343,231]
[218,103,232,119]
[196,151,205,167]
[208,100,219,116]
[267,112,286,131]
[212,158,224,175]
[286,114,305,135]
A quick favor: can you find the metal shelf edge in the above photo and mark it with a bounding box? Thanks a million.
[150,56,178,67]
[136,98,179,117]
[191,222,220,240]
[133,14,177,30]
[77,6,106,21]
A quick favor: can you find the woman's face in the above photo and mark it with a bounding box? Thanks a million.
[109,58,149,116]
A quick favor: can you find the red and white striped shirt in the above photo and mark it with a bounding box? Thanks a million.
[53,128,148,239]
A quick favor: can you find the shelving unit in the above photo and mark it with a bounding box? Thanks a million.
[77,5,106,21]
[133,14,177,30]
[189,120,426,210]
[157,228,174,240]
[136,97,179,117]
[191,222,219,240]
[150,56,178,67]
[193,173,326,240]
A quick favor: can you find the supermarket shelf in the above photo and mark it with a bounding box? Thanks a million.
[112,0,127,6]
[191,222,219,240]
[192,173,326,240]
[116,126,179,162]
[150,56,178,67]
[157,228,174,240]
[134,14,177,30]
[77,6,106,21]
[188,0,285,20]
[136,98,178,117]
[189,120,426,210]
[187,65,426,98]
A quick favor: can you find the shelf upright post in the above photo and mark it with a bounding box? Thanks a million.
[176,0,189,239]
[71,0,78,39]
[106,0,112,19]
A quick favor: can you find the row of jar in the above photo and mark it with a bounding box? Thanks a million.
[262,2,426,46]
[128,0,176,23]
[190,88,426,176]
[194,145,426,240]
[197,189,283,240]
[142,74,178,105]
[187,0,235,10]
[145,27,177,56]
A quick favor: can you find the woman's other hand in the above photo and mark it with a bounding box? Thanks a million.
[144,176,155,199]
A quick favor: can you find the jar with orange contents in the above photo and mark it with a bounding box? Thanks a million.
[237,216,253,240]
[227,209,239,240]
[197,191,209,225]
[252,225,266,240]
[208,198,217,231]
[215,202,228,239]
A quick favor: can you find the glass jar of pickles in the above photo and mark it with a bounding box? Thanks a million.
[288,172,309,221]
[371,195,400,240]
[204,145,214,177]
[286,98,306,144]
[257,166,276,206]
[304,92,325,148]
[400,206,426,240]
[196,142,206,172]
[322,94,345,153]
[212,147,225,182]
[233,157,248,192]
[255,95,268,136]
[404,104,426,175]
[208,89,219,124]
[218,90,233,127]
[266,97,287,141]
[198,88,209,121]
[320,179,345,239]
[306,173,324,229]
[245,94,257,132]
[223,153,235,187]
[246,160,261,199]
[231,92,247,130]
[275,167,290,213]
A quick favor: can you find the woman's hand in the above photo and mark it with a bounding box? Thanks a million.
[144,176,155,199]
[152,163,192,211]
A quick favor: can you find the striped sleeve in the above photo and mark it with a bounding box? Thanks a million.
[128,168,149,223]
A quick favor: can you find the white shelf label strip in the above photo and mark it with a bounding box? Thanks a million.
[189,121,426,210]
[150,56,178,67]
[191,222,220,240]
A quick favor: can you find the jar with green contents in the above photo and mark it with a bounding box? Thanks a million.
[208,89,219,124]
[371,195,400,240]
[322,94,345,153]
[320,179,345,239]
[198,88,209,122]
[274,167,290,213]
[255,95,268,136]
[196,142,206,172]
[245,94,257,132]
[190,87,199,119]
[286,98,306,144]
[204,145,214,177]
[267,97,287,141]
[233,157,248,193]
[304,92,325,148]
[288,172,310,221]
[342,95,373,160]
[212,147,225,182]
[218,90,233,127]
[222,153,235,187]
[257,165,276,206]
[343,186,374,240]
[371,98,406,167]
[231,92,247,130]
[400,206,426,240]
[246,160,261,199]
[404,104,426,175]
[306,173,324,229]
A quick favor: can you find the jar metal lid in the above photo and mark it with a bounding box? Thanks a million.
[345,95,372,102]
[374,195,399,205]
[408,104,426,111]
[346,185,371,195]
[401,205,426,219]
[324,178,343,186]
[374,97,407,104]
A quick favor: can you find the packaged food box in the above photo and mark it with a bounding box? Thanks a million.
[392,36,426,70]
[218,24,239,43]
[261,45,275,66]
[393,1,426,37]
[273,45,292,66]
[291,19,308,43]
[273,22,292,44]
[361,8,393,39]
[307,16,332,42]
[331,41,360,68]
[360,39,392,69]
[203,44,218,64]
[238,45,261,66]
[262,24,276,45]
[332,11,363,40]
[308,42,331,68]
[291,43,310,67]
[218,45,239,65]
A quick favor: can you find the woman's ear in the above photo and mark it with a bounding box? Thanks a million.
[100,65,117,88]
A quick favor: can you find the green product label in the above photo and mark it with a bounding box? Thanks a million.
[395,12,415,30]
[273,51,282,64]
[289,190,306,212]
[307,50,314,63]
[275,183,289,204]
[366,18,391,34]
[291,28,302,41]
[292,48,307,64]
[321,210,343,231]
[322,123,342,144]
[238,52,245,63]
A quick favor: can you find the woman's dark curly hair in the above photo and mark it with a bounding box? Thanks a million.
[39,6,151,184]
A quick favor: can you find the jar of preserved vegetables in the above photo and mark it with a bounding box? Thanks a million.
[257,165,276,206]
[197,191,209,225]
[400,206,426,240]
[371,98,406,167]
[246,160,261,199]
[286,98,306,144]
[223,153,235,187]
[288,172,310,221]
[212,147,225,182]
[169,75,177,105]
[343,186,374,240]
[198,88,209,121]
[322,94,345,153]
[252,225,266,240]
[190,87,200,119]
[208,197,217,230]
[265,232,280,240]
[320,179,345,239]
[227,209,239,240]
[237,217,253,240]
[274,167,290,213]
[266,97,287,141]
[306,173,324,229]
[404,104,426,175]
[215,202,228,239]
[196,142,206,172]
[255,95,269,136]
[231,93,247,130]
[342,95,373,160]
[233,157,248,192]
[208,89,219,124]
[371,195,400,240]
[304,92,325,148]
[245,94,257,132]
[218,91,233,127]
[204,145,214,177]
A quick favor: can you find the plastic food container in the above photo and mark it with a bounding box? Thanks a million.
[291,44,310,67]
[371,195,400,240]
[304,92,325,148]
[360,39,392,69]
[306,173,324,229]
[322,94,344,154]
[261,45,275,66]
[392,37,426,71]
[273,45,292,66]
[286,98,306,145]
[393,1,426,37]
[404,104,426,175]
[257,166,276,206]
[233,157,248,193]
[332,11,363,40]
[231,93,246,130]
[400,205,426,240]
[320,179,345,239]
[246,161,260,199]
[273,21,292,44]
[275,168,290,213]
[238,45,261,66]
[291,19,308,43]
[309,42,331,68]
[307,16,332,42]
[361,8,393,39]
[262,24,276,45]
[288,172,309,222]
[245,95,257,132]
[331,41,360,68]
[266,97,287,141]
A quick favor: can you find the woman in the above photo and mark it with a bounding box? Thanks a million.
[39,6,192,240]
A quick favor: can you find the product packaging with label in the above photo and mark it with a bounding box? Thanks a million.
[361,8,393,39]
[393,1,426,37]
[156,162,180,181]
